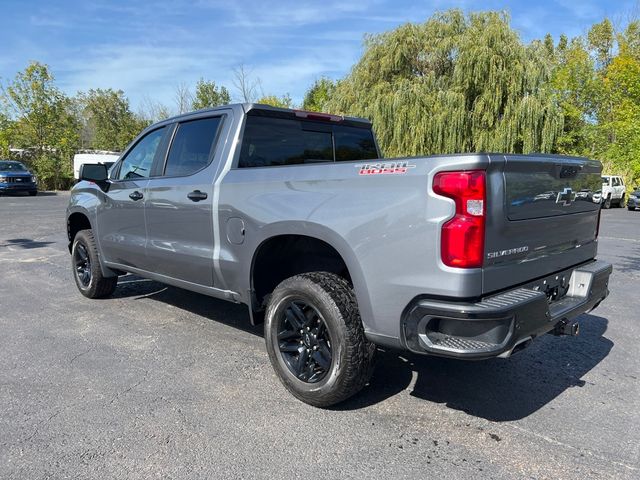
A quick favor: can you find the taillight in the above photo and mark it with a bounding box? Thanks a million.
[433,170,486,268]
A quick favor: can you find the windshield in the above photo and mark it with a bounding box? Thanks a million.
[0,161,28,172]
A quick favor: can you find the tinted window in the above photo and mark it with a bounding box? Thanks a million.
[239,116,333,168]
[117,127,165,180]
[334,126,378,161]
[164,117,222,176]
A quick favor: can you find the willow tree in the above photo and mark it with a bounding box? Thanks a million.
[326,10,563,157]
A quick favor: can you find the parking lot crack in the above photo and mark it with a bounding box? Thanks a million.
[508,424,639,472]
[21,410,61,443]
[107,370,149,405]
[70,347,94,365]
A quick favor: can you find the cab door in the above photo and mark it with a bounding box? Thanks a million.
[96,126,169,269]
[144,114,227,286]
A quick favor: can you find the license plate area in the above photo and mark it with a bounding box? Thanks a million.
[522,268,574,304]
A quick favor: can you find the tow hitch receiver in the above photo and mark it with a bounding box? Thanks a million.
[552,319,580,336]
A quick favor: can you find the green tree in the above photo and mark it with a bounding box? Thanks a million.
[257,94,294,108]
[326,10,563,157]
[80,88,149,151]
[0,112,14,157]
[588,19,615,67]
[1,61,79,189]
[302,77,335,112]
[596,54,640,183]
[550,37,598,155]
[191,78,231,110]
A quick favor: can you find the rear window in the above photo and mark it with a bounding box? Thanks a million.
[238,115,377,168]
[164,117,222,176]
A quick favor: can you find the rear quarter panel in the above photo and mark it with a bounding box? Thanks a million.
[218,155,490,342]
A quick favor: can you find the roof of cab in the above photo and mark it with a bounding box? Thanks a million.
[153,103,371,127]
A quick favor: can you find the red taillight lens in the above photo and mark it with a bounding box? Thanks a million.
[433,170,486,268]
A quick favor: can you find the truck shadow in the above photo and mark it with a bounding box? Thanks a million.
[111,275,262,337]
[0,238,55,249]
[338,314,612,420]
[111,276,612,421]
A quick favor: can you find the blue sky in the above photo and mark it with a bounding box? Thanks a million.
[0,0,636,113]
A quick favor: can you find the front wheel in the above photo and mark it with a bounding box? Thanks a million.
[603,194,612,209]
[264,272,376,407]
[28,190,37,197]
[71,229,118,298]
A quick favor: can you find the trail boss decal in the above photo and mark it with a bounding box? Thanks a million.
[357,161,416,176]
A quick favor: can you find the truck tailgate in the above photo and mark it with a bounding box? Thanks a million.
[483,154,602,295]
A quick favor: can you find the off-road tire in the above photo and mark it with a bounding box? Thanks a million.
[617,194,625,207]
[71,229,118,299]
[603,194,611,209]
[264,272,376,407]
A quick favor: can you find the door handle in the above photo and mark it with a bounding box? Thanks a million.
[187,190,208,202]
[129,191,143,201]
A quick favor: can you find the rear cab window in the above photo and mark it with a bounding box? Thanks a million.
[238,110,378,168]
[163,117,222,177]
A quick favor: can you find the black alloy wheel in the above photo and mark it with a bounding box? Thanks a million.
[264,272,376,407]
[277,299,333,383]
[71,229,118,298]
[74,243,92,287]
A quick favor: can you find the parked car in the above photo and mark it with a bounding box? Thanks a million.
[627,187,640,211]
[0,160,38,196]
[66,104,612,407]
[601,174,625,208]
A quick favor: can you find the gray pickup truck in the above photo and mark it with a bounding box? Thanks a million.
[67,103,612,407]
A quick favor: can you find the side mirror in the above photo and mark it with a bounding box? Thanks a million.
[79,163,108,182]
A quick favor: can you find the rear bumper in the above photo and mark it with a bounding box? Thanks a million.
[401,260,612,360]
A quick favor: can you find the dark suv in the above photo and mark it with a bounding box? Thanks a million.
[0,160,38,196]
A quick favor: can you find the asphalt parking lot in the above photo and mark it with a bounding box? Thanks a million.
[0,192,638,479]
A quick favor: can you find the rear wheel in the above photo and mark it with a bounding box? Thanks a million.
[72,229,118,298]
[617,194,625,207]
[264,272,376,407]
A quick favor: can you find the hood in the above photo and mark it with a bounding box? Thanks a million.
[0,169,32,176]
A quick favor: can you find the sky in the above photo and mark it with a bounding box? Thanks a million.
[0,0,637,113]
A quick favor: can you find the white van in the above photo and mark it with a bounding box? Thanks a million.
[73,152,120,180]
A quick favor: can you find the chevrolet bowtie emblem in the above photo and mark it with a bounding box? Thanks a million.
[556,187,575,206]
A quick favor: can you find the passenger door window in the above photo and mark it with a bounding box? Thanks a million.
[164,117,222,176]
[116,127,166,180]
